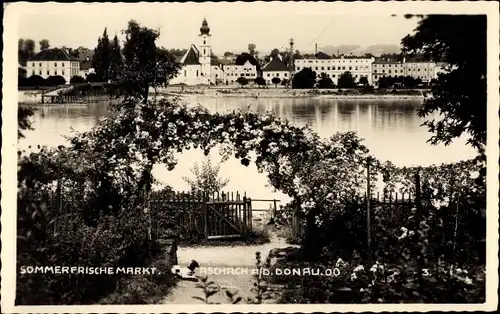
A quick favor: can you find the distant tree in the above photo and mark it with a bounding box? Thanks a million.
[270,48,280,58]
[223,51,234,57]
[362,53,375,58]
[293,50,303,60]
[281,78,290,87]
[380,52,402,61]
[92,28,111,82]
[254,76,266,88]
[317,73,334,89]
[86,73,98,83]
[403,76,417,88]
[337,71,356,88]
[45,75,66,86]
[26,75,46,87]
[118,20,181,102]
[18,75,28,87]
[182,157,230,196]
[315,51,331,59]
[271,77,281,87]
[18,106,36,139]
[263,55,271,64]
[70,75,85,84]
[236,76,248,87]
[248,43,257,56]
[109,35,123,81]
[18,38,36,66]
[292,68,317,89]
[359,76,369,86]
[378,76,394,89]
[167,48,188,57]
[39,39,50,51]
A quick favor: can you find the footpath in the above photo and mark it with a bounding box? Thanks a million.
[162,232,294,304]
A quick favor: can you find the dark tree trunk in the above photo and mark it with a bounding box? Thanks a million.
[303,207,321,261]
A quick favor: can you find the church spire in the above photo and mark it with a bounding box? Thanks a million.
[200,17,210,35]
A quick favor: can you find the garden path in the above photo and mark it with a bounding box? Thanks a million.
[162,231,294,304]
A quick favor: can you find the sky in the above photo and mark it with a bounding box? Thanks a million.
[15,2,421,56]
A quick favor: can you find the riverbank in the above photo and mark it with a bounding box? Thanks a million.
[155,87,427,100]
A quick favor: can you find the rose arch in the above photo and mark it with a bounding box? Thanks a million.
[47,98,368,255]
[18,97,484,261]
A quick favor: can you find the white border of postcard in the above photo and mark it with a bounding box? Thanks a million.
[2,1,499,312]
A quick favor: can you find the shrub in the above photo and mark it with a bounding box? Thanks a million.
[70,75,85,84]
[45,75,66,86]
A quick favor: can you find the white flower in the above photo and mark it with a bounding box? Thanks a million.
[353,265,364,272]
[470,171,480,179]
[335,258,347,268]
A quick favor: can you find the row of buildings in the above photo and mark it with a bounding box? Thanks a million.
[21,18,448,87]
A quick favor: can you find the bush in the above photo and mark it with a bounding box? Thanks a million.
[26,75,46,87]
[45,75,66,86]
[70,75,85,84]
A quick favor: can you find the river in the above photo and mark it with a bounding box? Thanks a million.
[19,96,476,205]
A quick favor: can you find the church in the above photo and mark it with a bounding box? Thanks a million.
[169,18,224,86]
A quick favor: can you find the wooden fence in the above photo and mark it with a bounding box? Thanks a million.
[149,191,253,241]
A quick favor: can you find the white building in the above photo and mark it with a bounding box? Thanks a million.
[294,55,374,85]
[404,61,436,83]
[169,18,220,86]
[26,48,80,84]
[79,57,96,78]
[372,59,405,84]
[262,57,291,85]
[222,60,258,85]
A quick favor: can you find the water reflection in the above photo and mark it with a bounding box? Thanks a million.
[19,97,476,203]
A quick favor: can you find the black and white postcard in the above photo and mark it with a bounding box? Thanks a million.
[2,1,499,312]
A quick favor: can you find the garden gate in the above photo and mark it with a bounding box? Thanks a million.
[150,191,253,241]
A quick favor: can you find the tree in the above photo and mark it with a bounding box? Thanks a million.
[403,76,417,88]
[317,73,334,89]
[26,75,46,87]
[118,20,181,103]
[402,15,486,149]
[248,43,257,56]
[109,35,123,82]
[182,157,230,196]
[236,76,248,87]
[337,71,356,88]
[70,75,85,84]
[281,78,290,87]
[271,77,281,87]
[167,48,188,57]
[86,73,98,83]
[223,51,234,57]
[18,38,36,66]
[292,68,316,89]
[293,50,303,60]
[358,76,369,86]
[45,75,66,86]
[18,106,36,139]
[92,28,111,82]
[254,76,266,88]
[270,48,280,58]
[315,51,331,60]
[39,39,50,51]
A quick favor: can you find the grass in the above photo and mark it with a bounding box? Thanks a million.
[98,257,177,304]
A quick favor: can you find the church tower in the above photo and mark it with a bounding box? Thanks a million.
[198,18,212,83]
